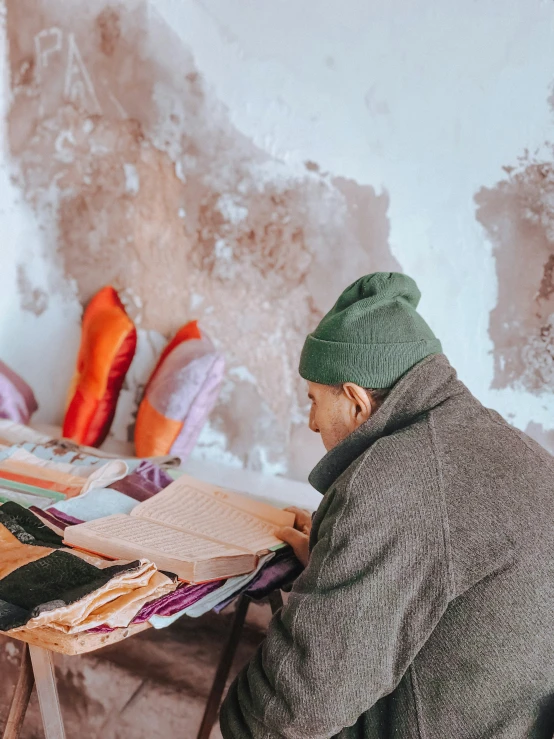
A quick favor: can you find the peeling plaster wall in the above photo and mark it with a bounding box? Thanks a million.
[0,0,553,481]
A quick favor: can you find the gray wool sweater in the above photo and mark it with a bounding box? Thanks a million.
[220,354,554,738]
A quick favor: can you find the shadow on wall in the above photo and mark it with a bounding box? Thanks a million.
[475,131,554,456]
[6,0,399,479]
[475,155,554,396]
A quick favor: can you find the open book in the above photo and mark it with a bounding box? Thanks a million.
[63,474,296,582]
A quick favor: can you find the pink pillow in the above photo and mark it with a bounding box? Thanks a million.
[0,360,38,424]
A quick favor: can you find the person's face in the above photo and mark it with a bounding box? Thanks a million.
[307,381,373,451]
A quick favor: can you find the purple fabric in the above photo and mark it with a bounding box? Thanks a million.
[110,460,173,502]
[45,509,85,527]
[0,360,38,424]
[28,507,78,531]
[133,460,174,489]
[133,579,223,622]
[244,552,302,600]
[213,550,302,613]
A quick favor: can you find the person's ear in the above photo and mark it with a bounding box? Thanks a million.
[342,383,372,425]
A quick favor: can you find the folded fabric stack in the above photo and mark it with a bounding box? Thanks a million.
[0,502,175,634]
[0,446,129,509]
[0,422,302,638]
[0,419,183,470]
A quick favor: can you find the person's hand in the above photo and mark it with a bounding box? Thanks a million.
[277,507,312,567]
[284,507,312,536]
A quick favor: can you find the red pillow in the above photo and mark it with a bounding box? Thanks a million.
[63,287,137,447]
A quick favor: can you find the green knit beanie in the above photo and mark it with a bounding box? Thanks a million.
[299,272,442,388]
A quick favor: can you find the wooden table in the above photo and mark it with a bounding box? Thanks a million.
[2,622,149,739]
[2,592,283,739]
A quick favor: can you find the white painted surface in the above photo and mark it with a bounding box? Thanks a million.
[0,0,552,482]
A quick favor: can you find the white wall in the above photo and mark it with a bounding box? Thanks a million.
[0,0,553,482]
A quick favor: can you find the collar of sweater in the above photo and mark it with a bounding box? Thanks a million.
[308,353,466,494]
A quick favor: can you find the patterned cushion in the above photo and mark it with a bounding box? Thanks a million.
[134,321,224,460]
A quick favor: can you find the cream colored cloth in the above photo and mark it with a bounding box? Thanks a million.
[24,560,175,634]
[0,524,176,634]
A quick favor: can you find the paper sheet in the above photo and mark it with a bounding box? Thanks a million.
[135,479,284,553]
[69,515,248,561]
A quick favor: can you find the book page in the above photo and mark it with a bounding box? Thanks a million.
[133,479,287,553]
[68,515,247,561]
[208,486,295,527]
[165,474,294,527]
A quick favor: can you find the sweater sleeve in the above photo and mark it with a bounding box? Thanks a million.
[220,445,452,739]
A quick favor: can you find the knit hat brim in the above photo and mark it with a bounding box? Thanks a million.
[299,335,443,388]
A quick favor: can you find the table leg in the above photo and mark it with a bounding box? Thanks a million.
[2,643,34,739]
[28,646,66,739]
[196,595,250,739]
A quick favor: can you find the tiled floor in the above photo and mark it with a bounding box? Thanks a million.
[0,602,270,739]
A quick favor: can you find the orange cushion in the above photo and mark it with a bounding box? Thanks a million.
[63,287,137,447]
[134,397,183,458]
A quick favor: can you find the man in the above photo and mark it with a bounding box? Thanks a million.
[220,272,554,738]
